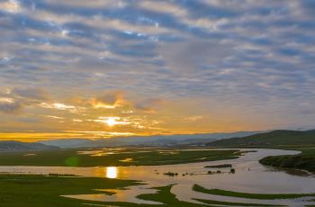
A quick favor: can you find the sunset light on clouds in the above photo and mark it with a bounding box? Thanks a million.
[0,0,315,141]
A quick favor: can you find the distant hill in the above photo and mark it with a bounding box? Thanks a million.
[40,139,91,149]
[39,131,258,148]
[0,141,58,152]
[207,130,315,148]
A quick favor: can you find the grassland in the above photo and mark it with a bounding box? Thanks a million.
[0,175,292,207]
[0,174,140,207]
[137,185,207,207]
[193,184,315,200]
[0,148,240,167]
[2,174,313,207]
[137,185,281,207]
[0,174,208,207]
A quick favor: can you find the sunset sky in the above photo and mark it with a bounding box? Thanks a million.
[0,0,315,141]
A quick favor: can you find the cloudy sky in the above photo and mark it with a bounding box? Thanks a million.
[0,0,315,141]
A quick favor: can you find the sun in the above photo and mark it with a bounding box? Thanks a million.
[105,117,119,127]
[94,116,130,127]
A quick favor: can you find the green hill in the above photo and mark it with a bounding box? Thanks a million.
[260,149,315,173]
[207,130,315,148]
[208,130,315,173]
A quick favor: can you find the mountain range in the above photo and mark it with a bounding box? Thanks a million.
[39,131,258,148]
[1,129,314,151]
[0,141,58,152]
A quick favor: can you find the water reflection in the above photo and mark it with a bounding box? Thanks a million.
[106,167,118,179]
[1,149,314,206]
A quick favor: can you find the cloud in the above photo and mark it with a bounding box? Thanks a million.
[88,91,165,114]
[159,39,234,73]
[40,102,79,113]
[43,0,126,8]
[134,98,165,114]
[11,88,49,102]
[138,1,188,18]
[185,115,203,122]
[0,0,22,13]
[0,87,50,114]
[0,97,22,113]
[90,91,127,109]
[297,0,315,18]
[1,0,315,135]
[46,115,64,120]
[93,116,131,127]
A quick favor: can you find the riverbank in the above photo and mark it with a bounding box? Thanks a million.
[1,174,314,207]
[260,147,315,173]
[207,130,315,173]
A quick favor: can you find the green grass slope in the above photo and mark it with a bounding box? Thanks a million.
[207,130,315,148]
[208,129,315,173]
[260,148,315,173]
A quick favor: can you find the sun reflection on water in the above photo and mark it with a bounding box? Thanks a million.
[106,167,118,179]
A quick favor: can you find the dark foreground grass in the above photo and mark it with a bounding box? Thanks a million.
[193,184,315,200]
[194,198,281,207]
[0,175,226,207]
[89,185,290,207]
[137,185,208,207]
[0,148,240,167]
[0,174,140,207]
[1,174,312,207]
[136,185,279,207]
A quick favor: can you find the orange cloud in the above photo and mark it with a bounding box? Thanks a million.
[93,116,131,127]
[90,91,127,109]
[134,98,165,113]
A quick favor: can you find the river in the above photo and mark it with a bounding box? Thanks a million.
[0,148,314,206]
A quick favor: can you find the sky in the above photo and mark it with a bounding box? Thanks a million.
[0,0,315,141]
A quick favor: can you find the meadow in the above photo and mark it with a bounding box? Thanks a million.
[2,174,314,207]
[0,148,240,167]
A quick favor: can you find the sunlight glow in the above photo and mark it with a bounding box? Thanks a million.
[40,102,77,112]
[52,103,76,110]
[0,97,15,103]
[94,116,130,127]
[106,167,118,179]
[93,103,117,109]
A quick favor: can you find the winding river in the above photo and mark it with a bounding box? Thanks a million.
[0,148,314,206]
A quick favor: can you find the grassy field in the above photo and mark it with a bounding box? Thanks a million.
[2,174,313,207]
[0,174,140,207]
[0,175,216,207]
[137,185,280,207]
[193,184,315,200]
[0,148,240,167]
[0,174,209,207]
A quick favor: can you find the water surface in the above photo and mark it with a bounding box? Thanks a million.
[1,149,314,206]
